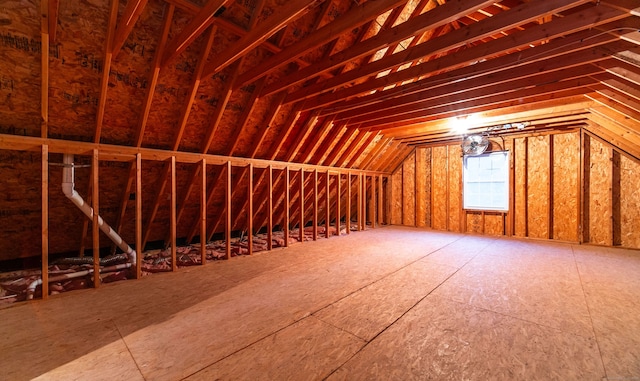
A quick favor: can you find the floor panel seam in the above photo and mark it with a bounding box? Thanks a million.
[571,244,609,380]
[113,319,147,381]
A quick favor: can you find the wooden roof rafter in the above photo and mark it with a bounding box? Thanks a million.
[201,0,323,78]
[234,0,408,89]
[262,0,498,98]
[112,0,150,58]
[162,0,232,67]
[313,21,629,115]
[284,0,595,105]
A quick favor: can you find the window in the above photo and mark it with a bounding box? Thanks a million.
[463,151,509,211]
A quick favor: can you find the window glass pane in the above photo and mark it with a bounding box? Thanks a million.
[463,151,509,211]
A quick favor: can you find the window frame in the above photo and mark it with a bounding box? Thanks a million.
[462,150,510,212]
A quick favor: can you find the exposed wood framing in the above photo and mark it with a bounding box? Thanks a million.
[200,159,207,264]
[284,167,290,247]
[112,0,150,58]
[170,156,177,271]
[41,145,49,299]
[162,0,231,67]
[225,161,231,259]
[299,168,304,242]
[135,154,142,279]
[267,165,273,250]
[135,5,175,147]
[95,0,120,143]
[325,171,330,238]
[248,164,253,255]
[203,0,317,77]
[92,149,100,289]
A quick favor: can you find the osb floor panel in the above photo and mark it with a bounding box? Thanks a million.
[1,226,639,381]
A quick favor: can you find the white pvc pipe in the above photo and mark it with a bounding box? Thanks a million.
[26,263,132,300]
[62,154,136,266]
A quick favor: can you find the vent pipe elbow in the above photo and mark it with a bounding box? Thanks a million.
[61,154,136,266]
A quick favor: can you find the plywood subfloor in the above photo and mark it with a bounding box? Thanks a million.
[1,227,639,380]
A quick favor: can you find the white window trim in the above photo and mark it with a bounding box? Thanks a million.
[463,150,510,212]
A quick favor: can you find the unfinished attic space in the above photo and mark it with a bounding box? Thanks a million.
[1,0,640,379]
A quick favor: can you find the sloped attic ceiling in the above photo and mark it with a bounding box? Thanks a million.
[0,0,639,259]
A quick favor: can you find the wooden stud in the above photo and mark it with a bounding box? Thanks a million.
[313,169,318,241]
[445,146,450,231]
[92,149,100,288]
[370,176,376,228]
[522,137,529,237]
[336,173,341,235]
[299,168,304,243]
[135,153,142,279]
[326,171,331,238]
[268,165,273,250]
[346,173,351,234]
[509,139,516,236]
[226,161,232,259]
[378,174,384,226]
[284,167,290,247]
[357,174,363,231]
[200,159,207,264]
[612,150,621,246]
[247,163,253,255]
[578,130,586,243]
[430,152,435,229]
[41,145,49,299]
[171,156,177,272]
[548,135,555,239]
[363,174,367,230]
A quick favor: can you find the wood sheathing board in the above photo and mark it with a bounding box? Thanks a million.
[0,150,43,259]
[391,167,403,225]
[402,151,415,226]
[47,0,110,142]
[448,145,461,232]
[103,2,166,146]
[527,135,550,239]
[620,155,640,248]
[431,146,448,231]
[588,138,613,245]
[466,211,483,234]
[514,138,528,237]
[552,132,579,242]
[0,0,49,137]
[415,148,431,227]
[484,213,504,236]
